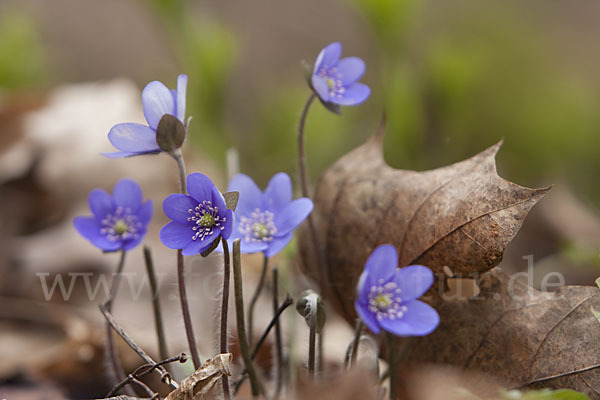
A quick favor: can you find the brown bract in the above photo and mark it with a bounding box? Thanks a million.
[166,353,232,400]
[296,122,600,396]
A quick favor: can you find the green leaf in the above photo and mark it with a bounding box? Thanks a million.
[595,276,600,290]
[591,307,600,325]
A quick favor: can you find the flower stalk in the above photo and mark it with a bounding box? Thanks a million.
[143,246,169,364]
[220,238,232,400]
[247,254,269,345]
[171,148,200,369]
[232,239,263,397]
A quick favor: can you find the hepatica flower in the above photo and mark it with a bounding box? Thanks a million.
[160,173,233,255]
[227,173,313,257]
[311,42,370,106]
[104,74,188,158]
[355,245,439,336]
[74,179,153,251]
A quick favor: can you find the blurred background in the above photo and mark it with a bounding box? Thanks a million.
[0,0,599,398]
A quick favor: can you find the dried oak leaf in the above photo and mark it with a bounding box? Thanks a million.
[299,121,549,319]
[166,353,232,400]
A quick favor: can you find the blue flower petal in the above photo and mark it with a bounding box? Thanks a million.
[102,150,159,158]
[211,185,227,214]
[88,189,113,220]
[265,231,293,258]
[73,216,120,251]
[314,42,342,72]
[187,173,214,203]
[273,198,313,234]
[238,240,269,254]
[136,200,154,225]
[228,174,262,217]
[163,194,197,224]
[176,74,188,122]
[142,81,176,130]
[393,265,434,302]
[356,269,371,305]
[355,301,380,335]
[335,57,366,85]
[160,221,193,250]
[107,123,160,154]
[182,230,221,256]
[122,229,146,251]
[113,179,143,211]
[333,83,370,106]
[264,172,292,213]
[379,300,439,336]
[364,245,397,288]
[221,209,234,240]
[311,75,329,102]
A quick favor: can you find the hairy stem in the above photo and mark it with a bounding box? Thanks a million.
[349,319,363,369]
[308,325,316,377]
[220,239,232,400]
[232,239,263,397]
[177,250,200,369]
[247,254,268,345]
[233,295,293,395]
[172,149,200,369]
[296,93,328,291]
[143,246,169,363]
[386,333,397,400]
[272,267,284,397]
[104,249,130,394]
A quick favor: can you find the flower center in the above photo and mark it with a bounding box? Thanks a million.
[318,67,345,99]
[368,280,407,321]
[187,200,226,241]
[100,207,141,242]
[239,208,277,243]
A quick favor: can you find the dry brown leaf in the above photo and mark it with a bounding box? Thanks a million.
[299,121,549,321]
[166,353,232,400]
[295,123,600,395]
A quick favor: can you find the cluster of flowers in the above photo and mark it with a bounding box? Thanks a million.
[74,42,438,340]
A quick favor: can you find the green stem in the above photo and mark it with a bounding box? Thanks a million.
[220,239,232,400]
[232,239,263,397]
[308,325,316,377]
[247,254,268,345]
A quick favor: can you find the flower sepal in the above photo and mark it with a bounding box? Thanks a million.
[296,289,326,334]
[156,114,186,154]
[302,59,342,115]
[200,236,222,257]
[223,191,239,212]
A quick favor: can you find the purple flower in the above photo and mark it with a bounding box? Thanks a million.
[104,74,188,158]
[311,42,370,106]
[227,173,313,257]
[73,179,153,251]
[160,173,234,256]
[354,245,439,336]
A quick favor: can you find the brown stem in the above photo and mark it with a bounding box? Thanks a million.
[220,238,232,400]
[296,93,328,291]
[247,254,268,345]
[143,246,169,363]
[104,249,130,394]
[308,325,316,377]
[172,149,200,369]
[99,304,177,389]
[177,249,201,369]
[386,333,396,400]
[349,319,363,368]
